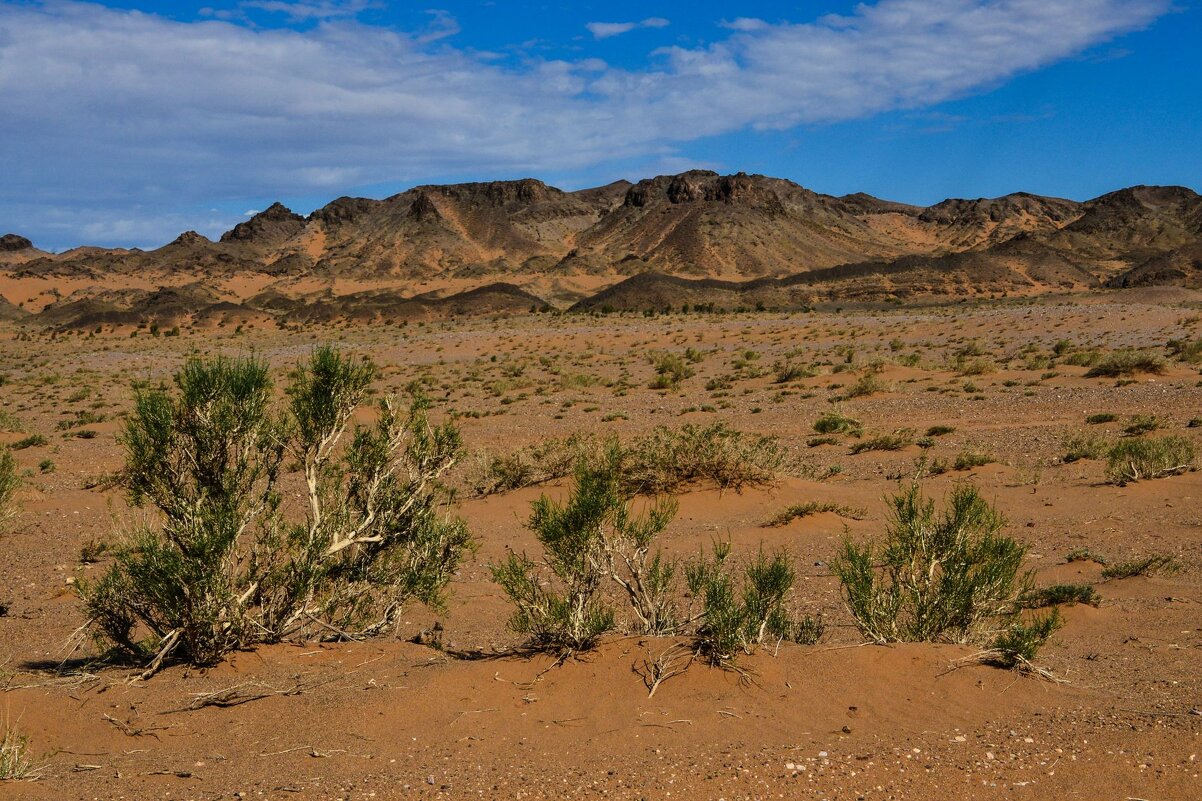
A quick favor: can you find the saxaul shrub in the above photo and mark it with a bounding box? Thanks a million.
[685,541,798,666]
[491,449,679,656]
[81,347,471,671]
[0,448,18,533]
[832,484,1057,665]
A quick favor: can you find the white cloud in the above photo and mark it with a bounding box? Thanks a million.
[586,17,669,40]
[241,1,376,22]
[0,0,1172,248]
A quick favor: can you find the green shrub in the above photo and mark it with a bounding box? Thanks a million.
[845,372,888,398]
[832,484,1040,649]
[685,542,795,666]
[1102,554,1178,580]
[491,450,678,654]
[988,611,1061,669]
[1063,433,1109,463]
[774,361,815,383]
[814,412,862,436]
[925,425,956,437]
[1022,584,1099,608]
[1105,436,1195,483]
[1085,413,1117,425]
[1065,547,1106,564]
[953,450,994,471]
[1123,414,1161,436]
[849,430,912,454]
[1167,337,1202,364]
[1085,350,1167,377]
[649,352,695,390]
[10,435,46,450]
[764,501,865,527]
[0,449,18,532]
[81,347,471,670]
[622,423,783,494]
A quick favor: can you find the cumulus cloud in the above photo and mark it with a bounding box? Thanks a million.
[586,17,670,40]
[0,0,1172,248]
[241,1,377,22]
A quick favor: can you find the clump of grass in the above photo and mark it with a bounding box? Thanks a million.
[813,411,862,436]
[985,611,1062,670]
[1167,337,1202,364]
[1102,554,1179,580]
[844,372,888,398]
[763,501,866,527]
[832,483,1054,662]
[10,434,46,450]
[1085,413,1117,425]
[624,423,784,494]
[774,360,815,383]
[0,725,38,781]
[953,450,994,471]
[1106,436,1195,484]
[1022,584,1099,608]
[1065,547,1107,564]
[1063,433,1109,463]
[0,449,18,532]
[685,542,796,666]
[849,430,913,454]
[1122,414,1161,436]
[649,352,695,390]
[925,425,956,437]
[1085,350,1167,378]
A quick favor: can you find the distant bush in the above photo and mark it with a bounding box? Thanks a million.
[0,449,18,532]
[81,347,472,671]
[844,372,889,398]
[1102,554,1179,580]
[10,434,46,450]
[649,352,695,390]
[1085,413,1117,425]
[1022,584,1099,608]
[953,450,994,471]
[1105,436,1195,483]
[1085,350,1167,378]
[832,484,1055,663]
[1167,337,1202,364]
[813,411,862,436]
[1063,433,1109,463]
[622,423,783,494]
[849,430,912,454]
[763,501,865,527]
[774,360,815,383]
[925,425,956,437]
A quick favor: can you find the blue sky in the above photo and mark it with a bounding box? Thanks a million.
[1,1,1198,250]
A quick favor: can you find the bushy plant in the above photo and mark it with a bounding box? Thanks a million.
[814,411,862,436]
[81,347,472,670]
[832,484,1048,652]
[1084,350,1167,377]
[685,542,796,666]
[1063,432,1109,462]
[622,423,783,494]
[1106,436,1195,483]
[649,352,695,390]
[0,449,18,533]
[491,449,678,655]
[849,430,913,454]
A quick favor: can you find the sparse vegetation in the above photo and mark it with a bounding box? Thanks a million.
[1022,584,1099,608]
[1084,350,1167,378]
[0,725,37,781]
[81,347,472,670]
[1105,435,1195,483]
[1102,554,1179,580]
[763,501,866,527]
[813,411,862,436]
[849,430,912,454]
[0,449,18,532]
[1063,432,1109,463]
[832,484,1054,665]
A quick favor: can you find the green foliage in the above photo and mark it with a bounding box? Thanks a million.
[953,450,994,471]
[988,611,1061,669]
[1084,350,1167,377]
[1105,436,1195,483]
[10,435,47,450]
[81,347,471,669]
[774,360,815,383]
[813,411,862,436]
[1062,432,1109,463]
[1167,337,1202,364]
[1085,413,1117,425]
[491,450,678,654]
[844,372,888,398]
[623,423,783,494]
[1101,554,1178,580]
[1022,584,1099,608]
[0,449,19,533]
[763,501,865,527]
[649,352,695,390]
[849,430,913,454]
[685,542,796,666]
[832,484,1031,646]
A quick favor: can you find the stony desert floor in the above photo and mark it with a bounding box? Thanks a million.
[1,287,1201,800]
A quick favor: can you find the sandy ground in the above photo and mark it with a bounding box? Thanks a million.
[1,289,1201,799]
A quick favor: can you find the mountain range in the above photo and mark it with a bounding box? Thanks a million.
[2,171,1200,327]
